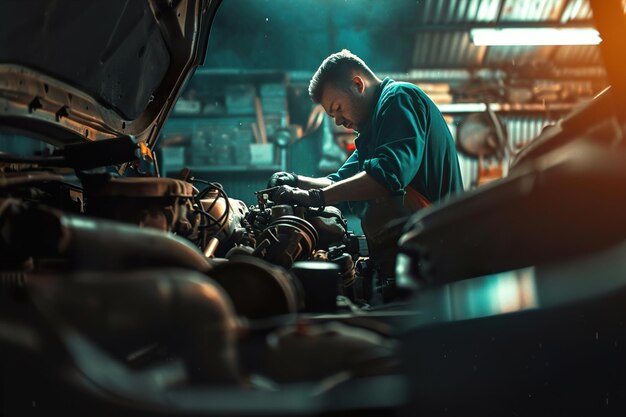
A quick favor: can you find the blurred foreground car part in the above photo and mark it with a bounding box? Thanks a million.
[399,95,626,287]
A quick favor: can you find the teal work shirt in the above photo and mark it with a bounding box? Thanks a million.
[327,77,463,219]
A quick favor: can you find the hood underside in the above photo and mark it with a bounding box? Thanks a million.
[0,0,218,149]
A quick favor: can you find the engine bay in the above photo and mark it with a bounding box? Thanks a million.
[0,142,409,414]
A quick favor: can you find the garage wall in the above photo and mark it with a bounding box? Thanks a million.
[453,115,558,189]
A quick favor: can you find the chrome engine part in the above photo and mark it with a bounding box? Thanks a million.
[255,214,318,269]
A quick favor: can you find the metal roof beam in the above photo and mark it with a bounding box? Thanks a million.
[410,19,595,32]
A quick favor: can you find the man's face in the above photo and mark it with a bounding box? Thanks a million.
[320,79,370,132]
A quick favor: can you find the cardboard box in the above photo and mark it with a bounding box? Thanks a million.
[173,99,201,115]
[249,143,274,165]
[225,84,256,114]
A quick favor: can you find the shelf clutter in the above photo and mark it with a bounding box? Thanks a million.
[158,68,599,189]
[160,70,292,175]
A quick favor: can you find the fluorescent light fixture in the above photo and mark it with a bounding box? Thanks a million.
[471,28,602,46]
[437,103,488,113]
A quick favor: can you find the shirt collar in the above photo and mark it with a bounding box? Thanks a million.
[355,77,393,143]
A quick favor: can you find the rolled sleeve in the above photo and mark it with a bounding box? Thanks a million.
[326,149,360,182]
[364,138,419,194]
[363,93,427,194]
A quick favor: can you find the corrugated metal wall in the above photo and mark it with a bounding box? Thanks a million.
[413,32,484,69]
[416,0,602,24]
[418,0,501,23]
[453,115,558,189]
[411,0,607,69]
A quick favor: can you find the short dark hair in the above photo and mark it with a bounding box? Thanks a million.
[308,49,375,103]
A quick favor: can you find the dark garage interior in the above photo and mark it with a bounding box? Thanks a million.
[1,0,626,415]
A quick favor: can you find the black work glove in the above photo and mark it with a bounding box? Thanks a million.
[267,171,298,188]
[272,185,325,207]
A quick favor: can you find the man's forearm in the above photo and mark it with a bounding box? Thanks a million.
[322,171,391,205]
[296,175,335,190]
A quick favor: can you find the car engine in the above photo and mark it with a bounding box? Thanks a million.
[0,143,400,411]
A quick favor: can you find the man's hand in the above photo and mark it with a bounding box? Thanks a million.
[272,185,325,207]
[267,172,298,188]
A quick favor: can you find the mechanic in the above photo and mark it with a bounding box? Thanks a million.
[269,49,463,276]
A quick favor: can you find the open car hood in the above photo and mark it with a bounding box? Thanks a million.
[0,0,218,149]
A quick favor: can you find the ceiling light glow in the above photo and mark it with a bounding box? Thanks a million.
[470,28,602,46]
